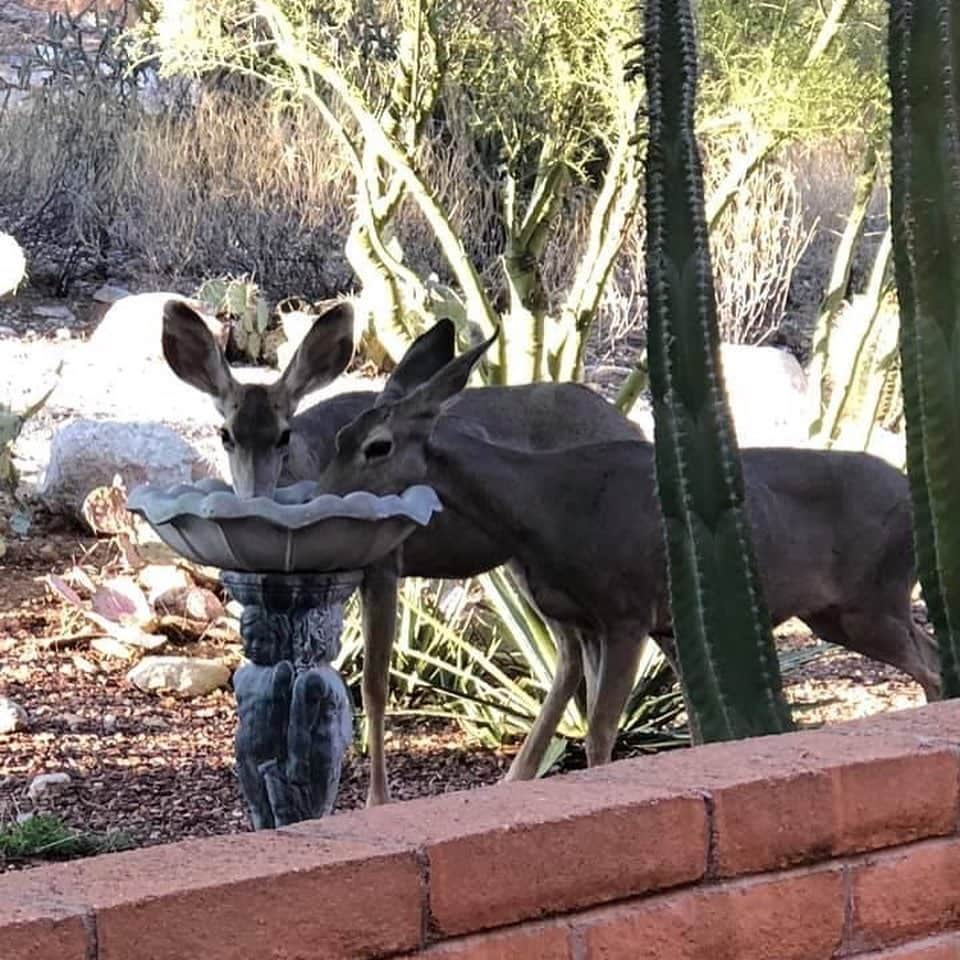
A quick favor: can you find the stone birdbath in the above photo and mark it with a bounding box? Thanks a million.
[126,478,442,829]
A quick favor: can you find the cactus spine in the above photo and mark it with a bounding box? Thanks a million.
[640,0,793,740]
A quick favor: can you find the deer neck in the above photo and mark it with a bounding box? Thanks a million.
[425,426,532,537]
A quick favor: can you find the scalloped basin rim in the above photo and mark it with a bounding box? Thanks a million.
[126,479,443,529]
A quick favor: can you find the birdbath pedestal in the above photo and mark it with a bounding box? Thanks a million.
[127,479,442,828]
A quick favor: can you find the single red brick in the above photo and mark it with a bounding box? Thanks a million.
[854,931,960,959]
[291,776,708,937]
[564,728,958,876]
[0,830,423,960]
[396,921,572,959]
[0,891,91,960]
[851,838,960,949]
[576,866,844,960]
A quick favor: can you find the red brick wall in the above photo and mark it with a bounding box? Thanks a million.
[4,701,960,959]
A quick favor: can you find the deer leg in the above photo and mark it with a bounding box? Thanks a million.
[806,609,941,703]
[360,562,400,807]
[505,623,584,782]
[580,629,601,720]
[585,624,644,768]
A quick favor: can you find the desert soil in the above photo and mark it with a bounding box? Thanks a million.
[0,509,926,874]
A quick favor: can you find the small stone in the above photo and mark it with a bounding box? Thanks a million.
[27,771,72,801]
[71,654,99,675]
[32,304,75,322]
[0,696,29,733]
[93,284,131,304]
[0,325,16,337]
[91,636,138,660]
[142,716,169,731]
[118,631,168,652]
[102,713,118,734]
[54,327,72,341]
[61,713,84,732]
[139,564,191,604]
[127,656,231,697]
[155,586,225,622]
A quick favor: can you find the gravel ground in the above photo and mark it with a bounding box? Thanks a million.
[0,512,927,874]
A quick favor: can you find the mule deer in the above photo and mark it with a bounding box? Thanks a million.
[316,321,942,775]
[160,299,644,801]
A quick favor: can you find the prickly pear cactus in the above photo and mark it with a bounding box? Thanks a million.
[196,277,270,363]
[0,373,60,555]
[640,0,792,740]
[889,0,960,696]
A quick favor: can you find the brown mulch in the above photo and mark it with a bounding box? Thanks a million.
[0,515,926,874]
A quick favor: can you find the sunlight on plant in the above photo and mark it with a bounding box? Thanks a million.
[334,571,832,770]
[0,813,133,863]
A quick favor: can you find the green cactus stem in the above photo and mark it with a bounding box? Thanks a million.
[640,0,793,740]
[889,0,960,696]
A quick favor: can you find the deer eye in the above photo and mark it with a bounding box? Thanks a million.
[277,429,291,450]
[219,427,235,451]
[363,438,393,461]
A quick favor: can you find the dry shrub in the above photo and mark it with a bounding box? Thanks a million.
[0,12,818,359]
[0,77,134,260]
[107,93,357,298]
[587,134,813,364]
[707,148,812,345]
[786,136,889,340]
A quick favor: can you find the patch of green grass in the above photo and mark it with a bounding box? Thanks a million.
[0,813,133,863]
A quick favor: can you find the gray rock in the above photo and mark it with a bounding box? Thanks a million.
[27,772,72,801]
[60,713,84,732]
[40,419,218,515]
[92,284,132,304]
[0,696,29,733]
[127,656,231,697]
[32,304,76,323]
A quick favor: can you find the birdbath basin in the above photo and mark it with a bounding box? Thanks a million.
[126,478,441,573]
[127,479,442,828]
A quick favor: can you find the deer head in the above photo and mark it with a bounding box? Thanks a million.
[161,298,355,498]
[318,318,498,496]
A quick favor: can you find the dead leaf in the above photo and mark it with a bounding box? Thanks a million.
[47,574,85,608]
[81,476,134,536]
[91,576,154,629]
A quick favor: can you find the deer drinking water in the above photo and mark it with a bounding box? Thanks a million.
[160,298,644,801]
[315,320,941,775]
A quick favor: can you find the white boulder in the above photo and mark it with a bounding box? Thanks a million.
[40,419,218,515]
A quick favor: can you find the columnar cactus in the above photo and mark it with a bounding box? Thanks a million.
[640,0,793,739]
[889,0,960,696]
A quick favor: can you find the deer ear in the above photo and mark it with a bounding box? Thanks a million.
[376,318,457,406]
[162,299,236,401]
[406,328,499,414]
[275,301,355,412]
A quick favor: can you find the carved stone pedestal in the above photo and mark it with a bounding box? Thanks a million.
[220,570,363,829]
